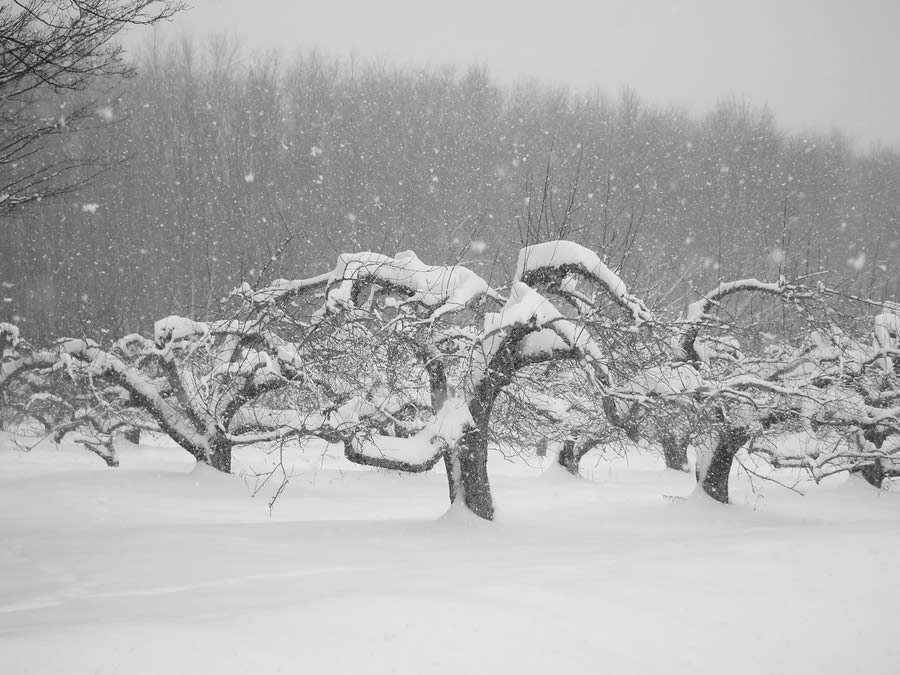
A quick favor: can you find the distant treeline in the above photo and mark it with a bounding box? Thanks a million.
[3,37,899,336]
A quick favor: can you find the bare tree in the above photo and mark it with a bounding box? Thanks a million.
[0,0,184,213]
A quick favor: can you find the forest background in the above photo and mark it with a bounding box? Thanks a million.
[3,37,898,337]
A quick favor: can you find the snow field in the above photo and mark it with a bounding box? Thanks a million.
[0,432,898,674]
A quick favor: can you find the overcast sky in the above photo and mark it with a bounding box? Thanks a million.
[134,0,900,150]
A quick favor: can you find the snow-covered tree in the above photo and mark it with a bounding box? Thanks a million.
[3,242,898,517]
[0,316,324,471]
[741,316,900,488]
[236,243,625,519]
[660,283,900,502]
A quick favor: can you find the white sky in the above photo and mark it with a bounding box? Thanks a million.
[132,0,900,150]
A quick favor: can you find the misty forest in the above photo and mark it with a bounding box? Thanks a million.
[1,2,899,674]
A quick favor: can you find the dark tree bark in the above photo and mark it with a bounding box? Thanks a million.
[123,426,141,444]
[661,433,689,472]
[854,427,892,489]
[455,380,500,520]
[451,325,537,520]
[601,396,641,442]
[698,426,750,503]
[557,439,577,473]
[557,438,601,475]
[456,420,494,520]
[208,434,233,473]
[857,460,885,489]
[342,436,443,474]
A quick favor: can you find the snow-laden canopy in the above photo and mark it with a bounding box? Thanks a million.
[325,250,500,320]
[476,282,609,386]
[513,241,652,325]
[346,397,474,471]
[795,328,877,378]
[672,276,805,363]
[240,250,500,322]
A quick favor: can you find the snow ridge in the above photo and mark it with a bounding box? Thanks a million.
[513,241,652,325]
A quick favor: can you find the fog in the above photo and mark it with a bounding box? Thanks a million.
[136,0,900,150]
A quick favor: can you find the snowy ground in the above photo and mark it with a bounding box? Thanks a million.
[1,432,899,674]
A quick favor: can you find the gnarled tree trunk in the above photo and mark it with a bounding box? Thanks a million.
[660,433,689,472]
[855,427,890,489]
[558,439,578,474]
[456,419,494,520]
[208,434,233,473]
[697,426,750,503]
[450,325,536,520]
[557,437,601,475]
[857,460,885,488]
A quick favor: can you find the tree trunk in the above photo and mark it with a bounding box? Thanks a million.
[697,427,749,504]
[447,322,540,520]
[558,439,579,475]
[557,438,601,476]
[602,396,641,442]
[423,349,461,504]
[84,440,119,467]
[661,434,689,472]
[208,434,233,473]
[443,450,461,503]
[857,428,889,489]
[857,460,885,489]
[456,422,494,520]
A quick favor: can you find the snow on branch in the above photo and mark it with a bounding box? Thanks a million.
[343,396,473,471]
[0,322,20,358]
[477,282,610,385]
[58,339,214,455]
[228,395,383,442]
[0,335,216,462]
[684,277,797,323]
[814,285,900,315]
[238,250,500,322]
[229,394,472,474]
[790,327,884,379]
[114,333,155,357]
[513,240,652,325]
[749,431,900,482]
[151,314,308,379]
[232,270,333,307]
[714,374,899,430]
[325,250,500,320]
[1,343,64,389]
[674,276,809,363]
[344,434,445,472]
[153,315,211,347]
